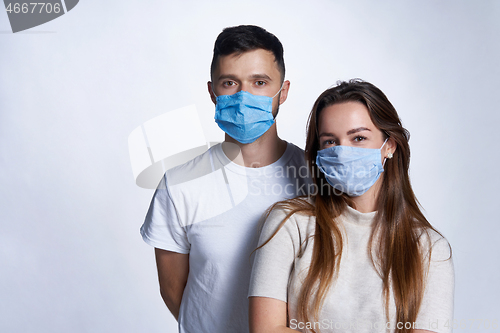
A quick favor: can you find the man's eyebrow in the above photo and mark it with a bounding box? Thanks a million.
[249,73,272,80]
[216,74,239,81]
[347,127,371,135]
[215,73,272,81]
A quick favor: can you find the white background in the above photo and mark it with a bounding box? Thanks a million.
[1,1,499,332]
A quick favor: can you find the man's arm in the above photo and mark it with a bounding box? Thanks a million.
[154,248,189,320]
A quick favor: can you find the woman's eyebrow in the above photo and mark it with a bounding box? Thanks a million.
[347,127,371,135]
[318,132,336,138]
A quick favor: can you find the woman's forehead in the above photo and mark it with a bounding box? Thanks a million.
[318,101,376,135]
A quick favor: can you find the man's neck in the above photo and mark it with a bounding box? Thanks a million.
[222,124,287,168]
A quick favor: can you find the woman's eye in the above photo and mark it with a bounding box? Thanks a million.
[323,140,336,146]
[354,136,366,142]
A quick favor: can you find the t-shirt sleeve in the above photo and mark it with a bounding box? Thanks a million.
[415,232,454,333]
[248,208,300,303]
[140,174,190,254]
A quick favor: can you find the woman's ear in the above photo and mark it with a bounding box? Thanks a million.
[385,137,397,158]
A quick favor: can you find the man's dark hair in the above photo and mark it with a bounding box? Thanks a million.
[210,25,285,82]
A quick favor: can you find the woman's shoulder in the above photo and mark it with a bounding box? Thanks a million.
[264,197,316,236]
[268,196,315,222]
[417,227,452,261]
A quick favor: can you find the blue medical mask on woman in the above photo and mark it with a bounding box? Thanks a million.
[316,139,388,196]
[213,85,282,144]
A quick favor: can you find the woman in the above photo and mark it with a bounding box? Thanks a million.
[248,79,454,333]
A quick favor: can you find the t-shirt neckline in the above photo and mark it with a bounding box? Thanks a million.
[213,141,294,177]
[341,205,377,227]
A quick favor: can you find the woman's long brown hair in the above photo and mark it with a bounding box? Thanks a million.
[259,79,445,333]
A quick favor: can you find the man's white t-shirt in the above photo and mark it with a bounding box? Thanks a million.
[141,142,311,333]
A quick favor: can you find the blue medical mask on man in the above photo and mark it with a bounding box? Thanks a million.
[316,139,389,196]
[213,84,283,144]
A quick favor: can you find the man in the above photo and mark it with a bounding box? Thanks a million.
[140,25,310,332]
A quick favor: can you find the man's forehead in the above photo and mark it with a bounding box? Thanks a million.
[214,49,280,79]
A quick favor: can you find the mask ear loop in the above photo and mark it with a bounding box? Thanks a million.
[381,138,389,167]
[211,83,218,99]
[272,81,285,99]
[271,81,285,120]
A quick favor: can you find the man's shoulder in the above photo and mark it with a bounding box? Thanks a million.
[280,142,311,185]
[165,143,221,187]
[286,141,304,154]
[284,142,306,165]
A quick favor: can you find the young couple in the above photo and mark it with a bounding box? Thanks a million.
[141,25,454,333]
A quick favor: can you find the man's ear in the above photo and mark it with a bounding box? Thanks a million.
[207,81,216,104]
[278,80,290,105]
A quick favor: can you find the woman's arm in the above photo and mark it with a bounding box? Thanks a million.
[248,208,304,332]
[249,297,297,333]
[415,232,454,333]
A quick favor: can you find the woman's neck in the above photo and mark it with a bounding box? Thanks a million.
[349,176,383,213]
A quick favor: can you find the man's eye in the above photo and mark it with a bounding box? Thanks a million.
[255,81,266,86]
[223,81,235,87]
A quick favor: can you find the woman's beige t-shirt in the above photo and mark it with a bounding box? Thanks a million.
[248,205,454,333]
